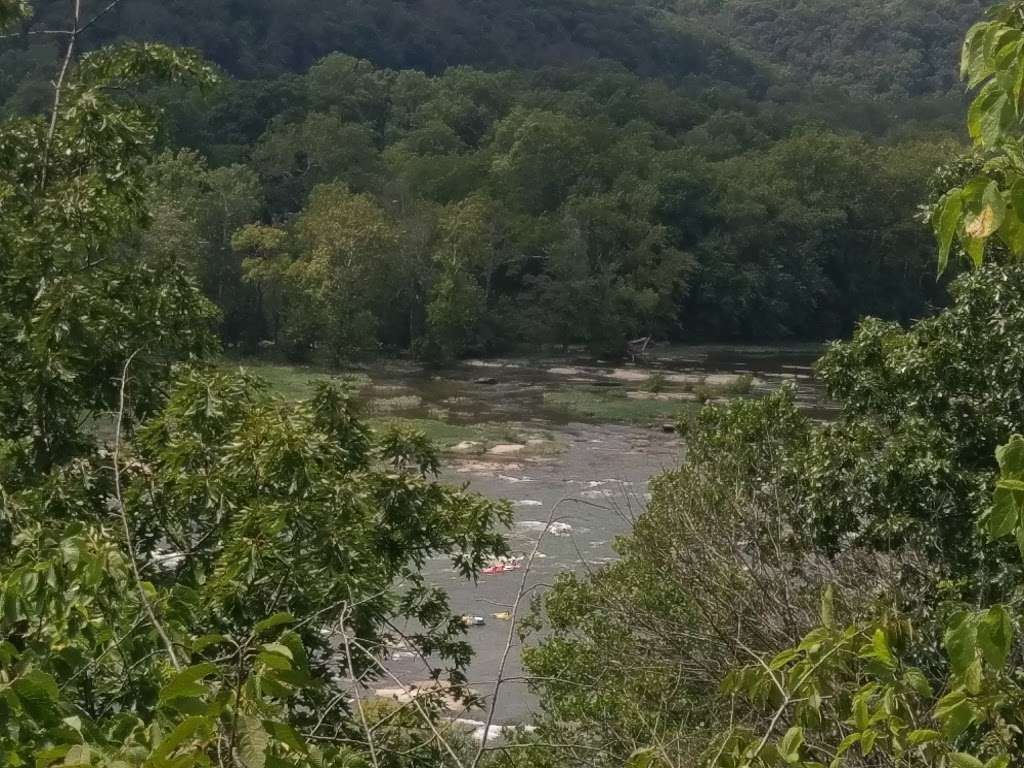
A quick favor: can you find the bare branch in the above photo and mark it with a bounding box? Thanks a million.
[470,497,566,768]
[112,350,182,671]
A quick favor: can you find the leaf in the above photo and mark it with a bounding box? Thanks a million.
[950,754,985,768]
[969,83,1001,140]
[259,653,293,672]
[985,756,1010,768]
[159,663,217,703]
[860,729,877,756]
[980,95,1012,148]
[625,748,657,768]
[936,694,976,738]
[769,648,799,670]
[989,486,1019,539]
[835,732,860,757]
[264,721,308,754]
[998,205,1024,256]
[996,434,1024,476]
[260,642,293,661]
[906,729,940,745]
[962,22,990,80]
[63,745,91,768]
[977,605,1013,668]
[253,613,295,636]
[871,628,896,668]
[13,669,59,703]
[935,191,964,273]
[945,614,978,673]
[12,670,60,722]
[780,726,804,763]
[965,183,1006,238]
[149,716,211,764]
[853,694,869,730]
[902,667,933,698]
[191,634,231,653]
[965,236,986,267]
[237,715,270,768]
[820,584,834,628]
[964,658,983,695]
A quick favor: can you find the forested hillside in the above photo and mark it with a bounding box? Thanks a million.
[676,0,985,99]
[4,0,984,98]
[0,0,977,360]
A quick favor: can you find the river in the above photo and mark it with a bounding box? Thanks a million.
[341,345,831,730]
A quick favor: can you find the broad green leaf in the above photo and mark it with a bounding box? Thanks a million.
[13,670,60,722]
[996,434,1024,476]
[625,748,657,768]
[853,694,869,730]
[985,756,1010,768]
[63,745,91,768]
[944,614,977,673]
[965,183,1006,238]
[159,663,217,703]
[258,651,294,671]
[969,82,1002,140]
[935,191,964,273]
[835,732,860,757]
[964,658,983,694]
[191,634,231,653]
[962,22,990,80]
[260,642,293,660]
[860,729,877,756]
[13,669,59,703]
[906,729,940,746]
[903,667,933,698]
[238,715,270,768]
[977,605,1013,668]
[950,754,985,768]
[780,726,804,762]
[149,716,211,764]
[870,628,896,668]
[988,486,1018,539]
[264,721,308,754]
[936,691,976,738]
[769,648,799,670]
[253,612,295,636]
[820,584,834,628]
[1001,206,1024,257]
[965,236,986,267]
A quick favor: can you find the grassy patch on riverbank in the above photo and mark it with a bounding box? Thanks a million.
[543,388,695,424]
[220,359,561,454]
[219,359,371,399]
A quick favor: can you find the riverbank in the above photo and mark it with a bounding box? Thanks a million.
[223,345,832,724]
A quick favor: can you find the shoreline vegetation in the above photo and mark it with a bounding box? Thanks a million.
[217,346,816,453]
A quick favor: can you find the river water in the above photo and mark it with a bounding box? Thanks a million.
[361,346,830,728]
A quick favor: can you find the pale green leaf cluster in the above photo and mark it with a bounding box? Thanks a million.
[934,1,1024,270]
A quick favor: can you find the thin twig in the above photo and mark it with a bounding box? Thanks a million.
[470,498,564,768]
[113,350,182,671]
[40,0,81,190]
[338,600,382,768]
[78,0,127,34]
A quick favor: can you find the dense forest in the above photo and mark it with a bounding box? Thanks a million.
[13,1,1024,768]
[0,0,980,360]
